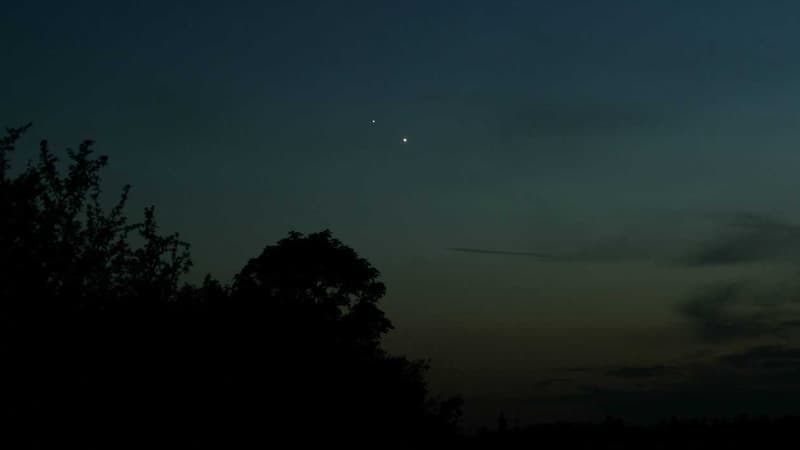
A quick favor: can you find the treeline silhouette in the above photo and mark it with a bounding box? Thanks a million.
[1,124,461,448]
[469,415,800,449]
[6,123,798,449]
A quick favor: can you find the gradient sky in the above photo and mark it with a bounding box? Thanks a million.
[6,0,800,428]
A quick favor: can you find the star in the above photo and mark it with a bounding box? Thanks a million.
[402,137,408,143]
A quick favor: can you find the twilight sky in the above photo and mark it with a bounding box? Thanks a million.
[6,0,800,428]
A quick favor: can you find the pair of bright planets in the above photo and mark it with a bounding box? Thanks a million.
[371,119,408,143]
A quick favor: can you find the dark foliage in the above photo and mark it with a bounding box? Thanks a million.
[1,125,460,448]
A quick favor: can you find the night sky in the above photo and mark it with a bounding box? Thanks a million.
[6,0,800,429]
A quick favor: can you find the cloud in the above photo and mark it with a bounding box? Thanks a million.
[561,367,594,373]
[605,365,671,379]
[683,213,800,266]
[532,345,800,423]
[678,282,775,342]
[451,212,800,267]
[547,364,684,384]
[678,281,800,342]
[447,247,558,259]
[446,234,666,263]
[718,345,800,370]
[535,378,573,388]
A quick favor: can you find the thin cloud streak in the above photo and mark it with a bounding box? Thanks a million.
[447,247,558,259]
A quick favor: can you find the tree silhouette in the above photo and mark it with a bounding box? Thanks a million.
[1,124,193,448]
[0,123,191,315]
[225,230,462,444]
[232,229,392,347]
